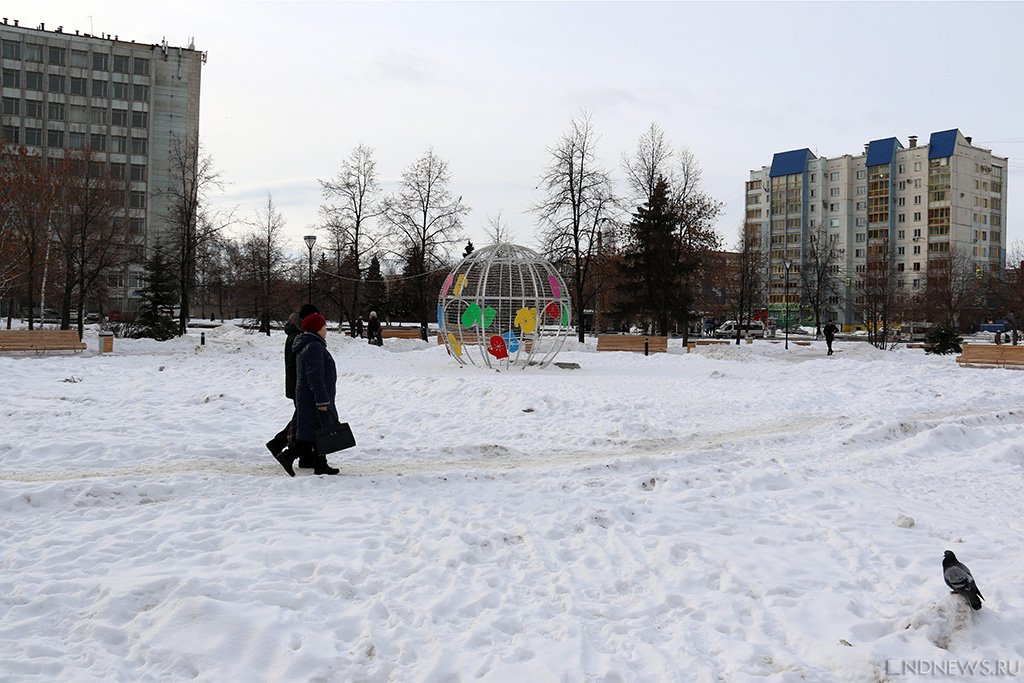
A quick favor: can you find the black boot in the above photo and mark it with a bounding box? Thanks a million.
[295,441,316,469]
[313,451,340,476]
[273,448,296,477]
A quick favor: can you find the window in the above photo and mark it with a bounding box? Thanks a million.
[48,74,65,93]
[2,69,20,88]
[898,213,905,223]
[24,72,42,91]
[70,77,87,96]
[913,245,921,254]
[810,173,816,182]
[913,212,921,222]
[112,82,129,100]
[130,137,147,155]
[856,170,866,179]
[110,135,127,153]
[830,172,840,181]
[130,218,145,234]
[898,181,906,190]
[914,161,921,172]
[897,263,905,272]
[69,105,87,123]
[68,131,85,149]
[70,50,89,68]
[913,262,921,271]
[2,41,20,60]
[856,186,865,195]
[898,164,905,174]
[896,197,905,206]
[90,108,107,125]
[48,102,65,120]
[133,58,149,76]
[130,163,146,181]
[131,110,148,128]
[24,99,42,118]
[132,84,148,101]
[830,203,839,212]
[92,80,108,98]
[855,248,865,258]
[24,43,43,62]
[914,195,921,205]
[1,125,19,144]
[47,46,66,65]
[856,233,865,242]
[913,228,921,238]
[47,129,64,147]
[897,247,905,255]
[113,55,130,73]
[93,52,109,71]
[855,218,866,227]
[111,108,128,127]
[914,178,921,188]
[856,201,866,211]
[110,163,126,179]
[809,189,816,198]
[90,133,107,151]
[2,97,18,116]
[829,218,840,227]
[830,188,840,197]
[129,191,146,209]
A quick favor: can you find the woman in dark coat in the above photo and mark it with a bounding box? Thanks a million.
[273,313,340,476]
[265,304,318,464]
[366,310,382,346]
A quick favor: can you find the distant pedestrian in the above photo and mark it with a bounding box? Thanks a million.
[823,320,839,356]
[995,330,1003,345]
[266,303,319,469]
[355,317,364,339]
[367,311,383,347]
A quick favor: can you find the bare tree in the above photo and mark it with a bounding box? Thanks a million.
[483,211,515,245]
[158,136,225,335]
[245,194,289,334]
[858,240,903,348]
[799,224,843,336]
[622,122,674,208]
[381,148,469,339]
[923,244,980,329]
[319,144,381,333]
[533,111,617,343]
[721,223,766,344]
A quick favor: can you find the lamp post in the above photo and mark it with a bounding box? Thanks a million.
[303,235,317,304]
[783,258,792,350]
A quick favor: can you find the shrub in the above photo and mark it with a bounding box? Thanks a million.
[925,325,962,355]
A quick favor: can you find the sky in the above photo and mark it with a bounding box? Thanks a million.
[8,1,1024,259]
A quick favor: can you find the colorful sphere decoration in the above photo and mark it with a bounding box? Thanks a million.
[437,243,572,370]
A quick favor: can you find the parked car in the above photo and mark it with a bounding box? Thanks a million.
[713,320,765,339]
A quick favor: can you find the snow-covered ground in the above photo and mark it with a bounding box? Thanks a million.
[2,326,1023,682]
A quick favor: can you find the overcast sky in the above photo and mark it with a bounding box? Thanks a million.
[9,1,1024,258]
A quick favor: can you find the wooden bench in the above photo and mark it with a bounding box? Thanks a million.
[906,343,932,350]
[686,339,731,350]
[0,329,87,354]
[955,343,1024,369]
[793,341,812,347]
[380,327,426,340]
[596,335,668,354]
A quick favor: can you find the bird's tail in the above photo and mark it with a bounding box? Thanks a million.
[970,592,983,610]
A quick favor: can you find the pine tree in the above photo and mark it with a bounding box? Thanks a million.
[362,254,387,319]
[136,245,180,340]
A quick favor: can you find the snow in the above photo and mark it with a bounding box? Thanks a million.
[2,326,1024,681]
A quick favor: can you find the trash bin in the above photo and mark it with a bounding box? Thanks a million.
[98,331,114,353]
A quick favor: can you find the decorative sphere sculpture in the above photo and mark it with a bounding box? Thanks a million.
[437,243,572,369]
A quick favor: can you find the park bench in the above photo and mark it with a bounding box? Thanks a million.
[955,342,1024,369]
[0,329,87,354]
[686,339,731,350]
[380,327,426,340]
[793,341,812,347]
[906,343,932,350]
[596,335,668,354]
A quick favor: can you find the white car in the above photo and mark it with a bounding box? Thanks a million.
[713,320,765,339]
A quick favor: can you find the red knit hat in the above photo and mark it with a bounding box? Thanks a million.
[301,313,327,333]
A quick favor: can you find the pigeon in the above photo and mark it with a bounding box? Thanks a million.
[943,550,984,610]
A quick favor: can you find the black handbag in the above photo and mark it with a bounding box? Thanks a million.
[314,414,356,455]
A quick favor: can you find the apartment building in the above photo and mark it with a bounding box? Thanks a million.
[745,129,1008,326]
[1,18,203,313]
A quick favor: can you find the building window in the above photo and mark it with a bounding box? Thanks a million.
[113,55,130,73]
[93,52,109,71]
[913,245,921,254]
[914,162,921,172]
[68,131,85,149]
[110,163,126,179]
[855,218,866,227]
[92,80,108,98]
[130,218,145,234]
[133,58,150,76]
[856,186,865,195]
[2,41,21,60]
[830,188,840,197]
[830,203,839,212]
[111,135,127,153]
[70,77,88,96]
[47,102,65,120]
[112,82,129,100]
[70,49,89,68]
[48,46,66,66]
[111,108,128,127]
[829,218,840,227]
[913,228,921,238]
[856,170,866,179]
[855,248,865,258]
[130,137,147,155]
[913,212,921,222]
[131,110,148,128]
[132,84,149,101]
[47,129,64,147]
[914,178,921,188]
[830,171,840,181]
[856,233,865,242]
[2,125,19,144]
[129,191,147,209]
[914,195,921,205]
[90,108,107,125]
[69,105,87,123]
[898,181,906,190]
[896,197,905,206]
[898,164,905,174]
[24,72,42,91]
[898,213,905,223]
[913,262,921,271]
[897,263,905,271]
[130,164,147,181]
[24,43,43,62]
[90,133,107,151]
[48,74,65,93]
[24,100,42,118]
[2,97,18,116]
[2,69,20,88]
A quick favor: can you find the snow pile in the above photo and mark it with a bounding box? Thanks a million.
[2,331,1023,681]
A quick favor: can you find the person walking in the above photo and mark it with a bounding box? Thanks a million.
[366,310,383,347]
[355,316,364,339]
[275,313,341,476]
[823,320,839,356]
[266,303,319,468]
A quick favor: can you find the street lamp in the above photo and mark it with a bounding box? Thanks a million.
[303,234,317,304]
[783,258,792,350]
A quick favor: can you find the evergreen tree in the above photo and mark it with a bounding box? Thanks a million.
[617,177,686,335]
[135,245,180,340]
[363,254,387,319]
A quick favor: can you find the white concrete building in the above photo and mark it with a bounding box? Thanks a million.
[745,130,1008,326]
[1,18,203,313]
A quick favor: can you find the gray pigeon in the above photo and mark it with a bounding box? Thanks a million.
[943,550,984,610]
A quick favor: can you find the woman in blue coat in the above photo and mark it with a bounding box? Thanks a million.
[274,313,341,476]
